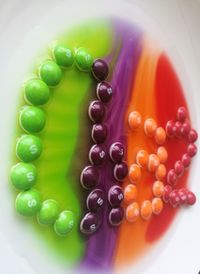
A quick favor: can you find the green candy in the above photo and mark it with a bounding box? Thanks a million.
[54,210,74,236]
[24,79,50,106]
[10,163,37,190]
[15,188,41,216]
[54,45,74,67]
[16,134,42,162]
[75,47,93,72]
[37,199,59,225]
[19,106,46,133]
[39,61,62,86]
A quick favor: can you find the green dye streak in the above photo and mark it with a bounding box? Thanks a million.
[11,19,113,266]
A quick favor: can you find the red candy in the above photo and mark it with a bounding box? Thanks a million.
[177,107,187,123]
[187,143,197,157]
[167,169,177,185]
[178,188,188,205]
[181,121,191,137]
[181,153,191,168]
[188,129,198,143]
[165,120,175,138]
[187,191,196,205]
[162,185,172,203]
[174,160,184,177]
[169,190,180,207]
[174,121,182,138]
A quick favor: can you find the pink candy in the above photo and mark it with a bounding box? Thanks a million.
[165,120,175,138]
[187,191,196,205]
[174,160,184,177]
[167,169,177,185]
[162,185,172,203]
[188,129,198,143]
[187,143,197,157]
[177,107,187,123]
[174,121,182,138]
[181,153,191,168]
[181,121,191,137]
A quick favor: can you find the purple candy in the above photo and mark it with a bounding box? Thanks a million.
[91,124,107,144]
[88,100,105,123]
[114,161,128,181]
[109,207,124,226]
[80,166,99,189]
[86,189,105,212]
[89,144,106,166]
[80,212,100,235]
[109,142,124,163]
[108,185,124,208]
[96,82,113,103]
[92,59,109,81]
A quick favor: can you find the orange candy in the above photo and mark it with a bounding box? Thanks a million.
[144,118,157,137]
[129,164,141,183]
[155,164,166,180]
[140,200,152,220]
[126,202,140,223]
[124,184,138,204]
[152,180,164,197]
[152,197,163,215]
[155,127,166,145]
[136,149,149,168]
[157,146,168,163]
[147,154,160,172]
[128,111,142,130]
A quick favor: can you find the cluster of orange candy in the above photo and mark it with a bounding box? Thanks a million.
[123,111,168,222]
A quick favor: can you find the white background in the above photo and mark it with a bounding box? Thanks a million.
[0,0,199,273]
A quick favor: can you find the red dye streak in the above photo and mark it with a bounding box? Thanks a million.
[146,53,190,242]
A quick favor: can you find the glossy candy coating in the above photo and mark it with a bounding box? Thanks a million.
[24,79,50,106]
[144,118,157,137]
[152,181,164,198]
[92,59,109,81]
[181,153,191,168]
[174,160,184,177]
[80,166,99,189]
[128,111,142,130]
[75,47,93,72]
[39,61,62,86]
[177,106,187,122]
[155,127,166,145]
[89,145,106,166]
[141,200,152,220]
[37,199,59,225]
[152,198,163,215]
[147,154,160,173]
[108,185,124,208]
[109,207,124,226]
[10,162,37,190]
[155,164,166,180]
[86,189,104,211]
[126,202,140,223]
[54,210,74,236]
[114,161,128,181]
[129,164,141,183]
[188,129,198,143]
[15,188,41,216]
[16,135,42,162]
[187,143,197,157]
[109,142,125,163]
[96,82,113,103]
[80,212,99,235]
[19,106,46,133]
[124,184,138,204]
[91,124,107,144]
[53,45,74,67]
[88,100,105,123]
[136,150,148,168]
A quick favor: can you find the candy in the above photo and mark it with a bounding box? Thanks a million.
[169,190,180,207]
[80,166,99,189]
[109,142,125,163]
[10,162,37,190]
[96,82,112,103]
[162,185,172,203]
[126,202,140,223]
[141,200,152,220]
[75,47,93,72]
[86,189,104,211]
[167,169,177,185]
[155,164,166,180]
[136,150,148,168]
[147,154,160,173]
[80,212,99,235]
[181,121,191,137]
[16,135,43,162]
[188,129,198,143]
[155,127,166,145]
[177,107,187,122]
[109,207,124,226]
[174,160,184,177]
[152,181,164,198]
[92,59,109,81]
[114,161,128,181]
[53,45,74,67]
[19,106,46,133]
[165,120,175,137]
[37,199,59,225]
[88,100,105,123]
[144,118,157,137]
[152,198,163,215]
[39,61,62,86]
[124,184,138,204]
[54,210,74,236]
[108,186,124,208]
[157,146,168,163]
[174,121,182,138]
[91,124,107,144]
[129,164,141,183]
[181,153,191,168]
[89,145,106,166]
[187,191,196,205]
[24,79,50,106]
[178,188,188,205]
[15,189,41,216]
[128,111,142,130]
[187,143,197,157]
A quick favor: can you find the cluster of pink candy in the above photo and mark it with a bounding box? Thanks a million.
[163,106,198,207]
